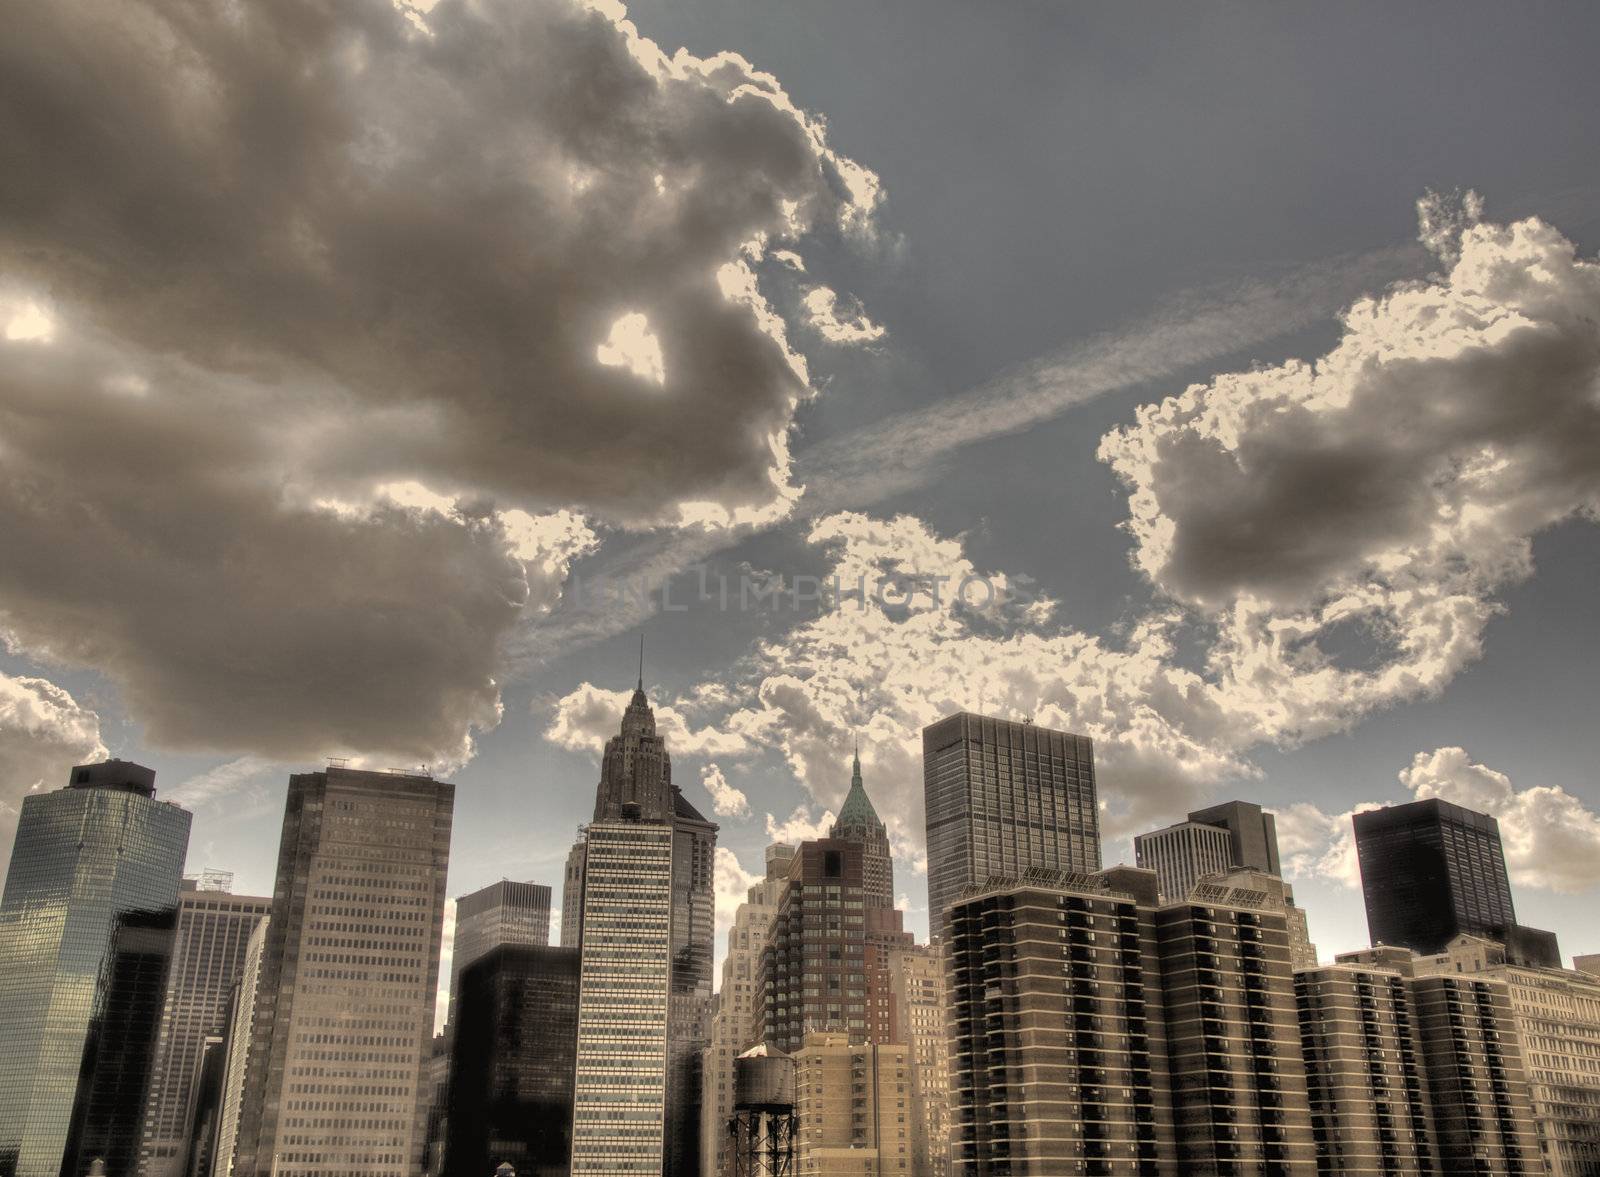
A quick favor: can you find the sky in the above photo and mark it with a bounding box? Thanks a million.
[3,0,1600,1024]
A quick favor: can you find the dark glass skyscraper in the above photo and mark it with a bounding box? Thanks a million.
[61,908,178,1177]
[1354,798,1517,955]
[444,945,579,1177]
[449,879,552,1026]
[922,713,1100,941]
[0,760,191,1177]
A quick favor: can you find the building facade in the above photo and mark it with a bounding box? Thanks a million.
[448,879,552,1027]
[570,817,675,1174]
[214,916,270,1177]
[701,843,794,1177]
[138,883,272,1177]
[946,867,1178,1176]
[560,836,587,951]
[444,945,580,1177]
[888,944,952,1177]
[1134,820,1234,904]
[229,768,454,1177]
[793,1032,914,1176]
[1188,801,1283,877]
[923,713,1100,942]
[1294,964,1439,1174]
[0,760,191,1177]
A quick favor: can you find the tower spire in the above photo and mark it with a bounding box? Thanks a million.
[637,634,644,692]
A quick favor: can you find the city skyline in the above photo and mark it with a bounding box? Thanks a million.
[2,7,1600,1172]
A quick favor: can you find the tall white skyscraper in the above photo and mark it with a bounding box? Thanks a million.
[214,915,270,1177]
[570,817,675,1174]
[229,767,454,1177]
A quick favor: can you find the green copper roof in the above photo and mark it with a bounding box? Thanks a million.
[835,746,884,830]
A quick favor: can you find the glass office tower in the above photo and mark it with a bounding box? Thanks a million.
[0,760,191,1177]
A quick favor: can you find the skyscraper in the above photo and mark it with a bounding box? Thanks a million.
[1354,798,1518,955]
[887,943,950,1177]
[792,1033,913,1176]
[755,838,911,1055]
[1188,799,1283,876]
[560,837,587,950]
[138,882,272,1177]
[570,815,675,1174]
[0,760,191,1177]
[829,745,894,910]
[922,712,1099,941]
[444,944,580,1177]
[229,767,454,1177]
[568,679,715,1176]
[448,879,552,1026]
[1133,819,1234,903]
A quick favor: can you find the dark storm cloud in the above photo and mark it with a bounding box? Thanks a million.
[0,0,877,522]
[0,0,878,764]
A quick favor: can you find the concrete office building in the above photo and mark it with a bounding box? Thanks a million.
[888,943,952,1177]
[946,867,1179,1175]
[448,879,551,1026]
[1188,800,1283,877]
[1134,820,1234,904]
[214,915,269,1177]
[138,882,272,1177]
[793,1032,914,1176]
[445,945,580,1177]
[923,713,1100,941]
[0,760,191,1177]
[701,844,794,1177]
[229,767,455,1177]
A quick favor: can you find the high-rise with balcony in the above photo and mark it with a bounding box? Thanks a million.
[923,713,1099,942]
[137,880,272,1177]
[0,760,191,1177]
[228,767,454,1177]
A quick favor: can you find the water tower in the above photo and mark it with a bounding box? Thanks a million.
[729,1044,796,1177]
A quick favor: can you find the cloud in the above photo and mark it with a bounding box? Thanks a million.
[0,0,878,525]
[1400,747,1600,893]
[714,845,761,938]
[764,804,838,845]
[1100,213,1600,617]
[543,682,754,760]
[801,287,885,344]
[1416,188,1486,265]
[0,0,879,765]
[701,762,751,820]
[0,670,106,876]
[162,757,282,812]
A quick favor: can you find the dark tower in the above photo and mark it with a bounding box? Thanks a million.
[1354,798,1517,955]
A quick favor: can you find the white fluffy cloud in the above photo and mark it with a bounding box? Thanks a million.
[544,682,754,761]
[1401,747,1600,893]
[701,763,751,820]
[1277,749,1600,897]
[1099,211,1600,619]
[802,287,886,344]
[714,845,761,938]
[0,670,106,875]
[764,804,838,845]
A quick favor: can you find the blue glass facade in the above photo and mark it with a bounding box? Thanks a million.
[0,763,191,1177]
